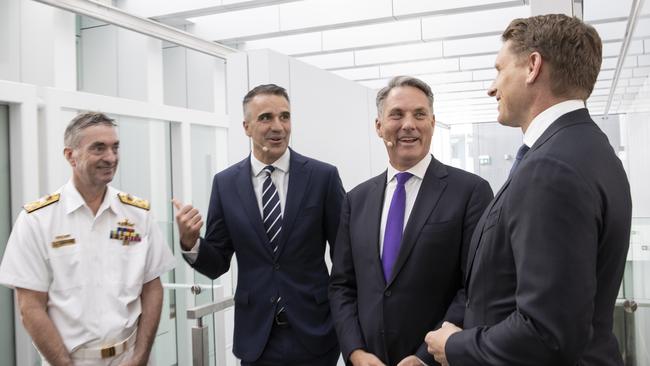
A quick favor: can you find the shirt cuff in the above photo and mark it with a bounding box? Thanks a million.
[181,239,200,264]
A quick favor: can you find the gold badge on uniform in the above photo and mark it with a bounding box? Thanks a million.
[110,218,142,246]
[52,234,76,248]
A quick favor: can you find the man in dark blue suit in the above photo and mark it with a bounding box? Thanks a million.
[329,76,493,366]
[174,84,344,366]
[425,14,632,366]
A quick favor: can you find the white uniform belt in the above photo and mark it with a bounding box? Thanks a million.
[71,328,137,359]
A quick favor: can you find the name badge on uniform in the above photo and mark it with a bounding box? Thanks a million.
[110,218,142,246]
[52,234,76,248]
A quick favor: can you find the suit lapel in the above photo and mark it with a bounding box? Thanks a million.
[235,157,273,257]
[387,157,447,287]
[464,177,511,288]
[366,172,389,285]
[275,150,311,258]
[464,108,592,287]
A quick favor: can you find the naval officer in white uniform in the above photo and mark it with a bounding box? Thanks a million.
[0,112,175,365]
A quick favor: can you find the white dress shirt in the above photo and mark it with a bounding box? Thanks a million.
[523,99,585,148]
[379,154,432,257]
[184,149,291,260]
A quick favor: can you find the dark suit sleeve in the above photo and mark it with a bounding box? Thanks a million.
[328,194,366,362]
[445,178,494,326]
[324,167,345,260]
[187,175,235,280]
[415,178,494,364]
[446,157,599,365]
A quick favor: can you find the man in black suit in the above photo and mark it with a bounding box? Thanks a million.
[329,76,493,366]
[174,84,344,366]
[425,14,632,366]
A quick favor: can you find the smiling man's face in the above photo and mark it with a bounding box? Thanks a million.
[376,85,435,171]
[243,94,292,164]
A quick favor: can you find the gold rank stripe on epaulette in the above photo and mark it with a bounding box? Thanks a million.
[118,193,150,210]
[23,193,60,213]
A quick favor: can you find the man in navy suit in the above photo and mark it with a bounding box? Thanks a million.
[425,14,632,366]
[329,76,493,366]
[174,84,344,366]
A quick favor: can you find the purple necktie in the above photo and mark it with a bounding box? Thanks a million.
[382,172,413,282]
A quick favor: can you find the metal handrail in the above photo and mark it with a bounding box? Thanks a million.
[185,296,235,366]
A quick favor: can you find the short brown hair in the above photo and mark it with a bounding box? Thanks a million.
[376,76,434,116]
[64,112,116,148]
[502,14,602,100]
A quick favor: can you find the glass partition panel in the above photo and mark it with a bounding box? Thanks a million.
[0,104,15,366]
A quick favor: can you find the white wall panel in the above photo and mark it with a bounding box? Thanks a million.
[289,58,373,189]
[163,46,188,108]
[80,25,118,96]
[0,0,20,82]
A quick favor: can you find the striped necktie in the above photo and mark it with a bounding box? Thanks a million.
[262,165,283,253]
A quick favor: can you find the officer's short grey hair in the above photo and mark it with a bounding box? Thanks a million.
[376,76,434,117]
[64,112,117,149]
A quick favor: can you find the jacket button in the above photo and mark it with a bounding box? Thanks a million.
[384,290,391,297]
[270,296,276,303]
[274,263,280,270]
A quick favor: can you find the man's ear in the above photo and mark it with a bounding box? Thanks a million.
[375,117,383,137]
[63,147,75,167]
[526,51,543,85]
[243,120,252,137]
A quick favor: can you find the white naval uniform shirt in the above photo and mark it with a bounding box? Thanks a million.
[0,180,176,352]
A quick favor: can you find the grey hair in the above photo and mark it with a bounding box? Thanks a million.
[64,112,116,148]
[376,76,434,116]
[242,84,290,118]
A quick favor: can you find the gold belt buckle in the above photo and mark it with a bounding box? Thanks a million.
[101,346,116,358]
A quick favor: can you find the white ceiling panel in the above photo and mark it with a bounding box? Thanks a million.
[460,54,497,70]
[332,66,380,80]
[601,57,618,70]
[297,51,354,69]
[472,68,497,81]
[583,0,632,21]
[421,5,529,40]
[190,6,280,40]
[420,71,474,84]
[380,58,460,78]
[393,0,523,17]
[279,0,392,30]
[358,79,390,90]
[322,19,422,51]
[432,81,486,93]
[354,42,444,67]
[443,35,502,56]
[239,32,322,54]
[591,21,627,41]
[638,54,650,66]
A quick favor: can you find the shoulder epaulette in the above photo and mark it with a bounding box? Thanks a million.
[23,193,60,213]
[118,193,150,210]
